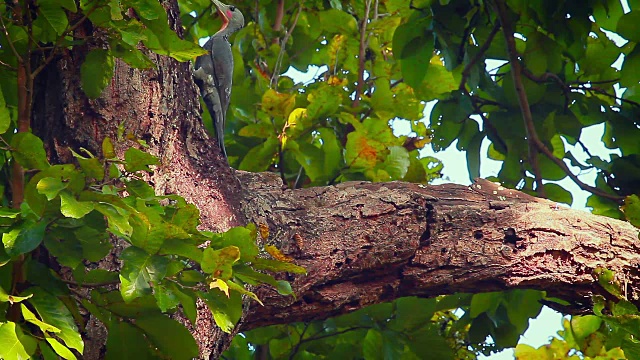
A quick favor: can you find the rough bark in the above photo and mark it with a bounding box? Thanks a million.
[31,1,246,357]
[27,1,640,359]
[239,176,640,329]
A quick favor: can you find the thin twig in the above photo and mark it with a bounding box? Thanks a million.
[568,78,619,85]
[494,0,545,198]
[579,86,640,108]
[493,0,623,202]
[288,323,311,360]
[353,0,372,107]
[295,326,368,346]
[270,4,302,88]
[459,22,501,91]
[0,14,22,63]
[185,3,214,35]
[0,59,16,70]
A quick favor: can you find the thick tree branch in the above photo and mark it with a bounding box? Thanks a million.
[237,175,640,329]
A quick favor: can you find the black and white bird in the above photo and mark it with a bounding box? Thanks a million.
[194,0,244,159]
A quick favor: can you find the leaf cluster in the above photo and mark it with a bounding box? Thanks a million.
[0,133,299,358]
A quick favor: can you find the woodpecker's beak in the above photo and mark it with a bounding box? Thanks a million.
[212,0,230,30]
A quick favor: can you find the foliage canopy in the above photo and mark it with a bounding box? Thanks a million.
[0,0,639,359]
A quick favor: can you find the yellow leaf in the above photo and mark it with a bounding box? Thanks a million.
[210,278,230,297]
[258,223,269,240]
[265,244,294,263]
[327,75,347,87]
[282,108,309,147]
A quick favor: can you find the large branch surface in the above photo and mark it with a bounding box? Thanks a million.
[238,174,640,329]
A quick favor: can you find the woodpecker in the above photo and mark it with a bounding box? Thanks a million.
[194,0,245,159]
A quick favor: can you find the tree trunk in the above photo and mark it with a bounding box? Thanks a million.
[29,1,640,358]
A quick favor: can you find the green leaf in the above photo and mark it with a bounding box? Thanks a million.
[0,208,19,218]
[505,290,544,334]
[75,222,112,262]
[201,246,239,279]
[251,258,306,274]
[200,290,243,333]
[127,0,164,20]
[169,284,197,325]
[45,335,77,360]
[0,286,32,303]
[617,11,640,42]
[76,157,104,180]
[594,267,623,299]
[226,280,263,305]
[2,219,48,257]
[60,191,95,219]
[388,297,436,332]
[58,0,77,12]
[129,211,168,254]
[543,183,573,205]
[470,291,502,318]
[21,303,61,333]
[11,132,50,170]
[39,342,59,360]
[209,225,259,262]
[408,327,454,359]
[37,177,68,200]
[81,49,115,99]
[622,195,640,228]
[159,239,203,262]
[44,228,84,268]
[106,321,154,360]
[393,15,434,88]
[95,203,133,237]
[119,247,169,302]
[26,287,83,352]
[38,1,69,35]
[124,147,159,173]
[570,315,603,341]
[363,329,383,360]
[238,137,279,172]
[102,137,116,159]
[345,131,386,170]
[0,322,36,359]
[141,18,207,62]
[621,45,640,88]
[153,284,180,312]
[0,87,11,134]
[380,146,410,179]
[135,314,199,360]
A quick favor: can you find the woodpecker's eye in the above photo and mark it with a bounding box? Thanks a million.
[230,6,236,11]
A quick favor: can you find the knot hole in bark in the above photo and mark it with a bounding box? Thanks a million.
[419,202,436,246]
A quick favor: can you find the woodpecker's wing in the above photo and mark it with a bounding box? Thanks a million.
[194,38,230,158]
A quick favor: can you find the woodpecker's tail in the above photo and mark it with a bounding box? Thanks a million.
[203,92,227,159]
